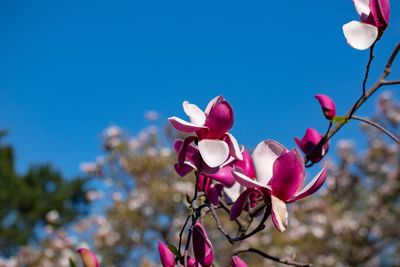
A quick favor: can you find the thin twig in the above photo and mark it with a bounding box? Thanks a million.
[382,79,400,85]
[351,115,400,144]
[363,44,375,95]
[235,247,313,267]
[178,214,191,255]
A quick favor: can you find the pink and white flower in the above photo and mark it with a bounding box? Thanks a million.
[295,128,329,163]
[169,96,242,169]
[343,0,390,50]
[231,140,327,232]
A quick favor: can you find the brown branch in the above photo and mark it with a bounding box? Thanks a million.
[235,247,313,267]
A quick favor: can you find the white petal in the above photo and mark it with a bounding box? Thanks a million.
[223,182,242,204]
[183,101,206,126]
[342,21,378,50]
[226,133,243,160]
[198,139,229,168]
[354,0,370,16]
[169,116,207,133]
[232,169,270,190]
[252,140,286,186]
[271,195,288,232]
[204,96,222,114]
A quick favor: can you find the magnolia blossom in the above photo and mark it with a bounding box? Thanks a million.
[343,0,390,50]
[295,128,329,163]
[315,94,336,120]
[232,140,327,232]
[77,248,99,267]
[169,96,242,169]
[232,256,248,267]
[174,140,253,205]
[158,242,176,267]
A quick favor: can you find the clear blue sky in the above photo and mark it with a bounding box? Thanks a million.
[0,0,399,177]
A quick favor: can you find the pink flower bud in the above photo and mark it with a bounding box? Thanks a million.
[158,241,176,267]
[232,256,248,267]
[295,128,329,163]
[77,248,100,267]
[315,94,336,120]
[192,223,214,267]
[364,0,390,32]
[204,98,234,139]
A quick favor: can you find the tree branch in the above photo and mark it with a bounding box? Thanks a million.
[234,247,313,267]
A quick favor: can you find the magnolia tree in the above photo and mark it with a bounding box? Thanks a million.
[2,0,400,266]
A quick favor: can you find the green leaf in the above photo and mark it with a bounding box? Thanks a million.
[168,244,180,257]
[69,258,78,267]
[332,116,348,123]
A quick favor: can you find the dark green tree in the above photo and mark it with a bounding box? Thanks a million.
[0,130,89,257]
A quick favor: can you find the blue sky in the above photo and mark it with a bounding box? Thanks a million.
[0,0,399,177]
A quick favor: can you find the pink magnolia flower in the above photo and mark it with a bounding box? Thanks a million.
[315,94,336,120]
[158,242,176,267]
[77,248,100,267]
[295,128,329,163]
[169,96,242,169]
[343,0,390,50]
[232,140,327,232]
[192,222,214,267]
[232,256,248,267]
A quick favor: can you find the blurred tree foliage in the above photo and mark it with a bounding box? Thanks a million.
[0,130,89,257]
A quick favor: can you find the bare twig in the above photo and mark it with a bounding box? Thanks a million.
[235,247,313,267]
[351,115,400,144]
[363,44,375,95]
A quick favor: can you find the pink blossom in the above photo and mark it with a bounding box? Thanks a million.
[158,241,176,267]
[169,96,242,169]
[192,222,214,267]
[315,94,336,120]
[77,248,100,267]
[232,256,248,267]
[295,128,329,163]
[232,140,327,232]
[343,0,390,50]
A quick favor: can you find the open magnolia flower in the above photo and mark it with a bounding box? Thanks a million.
[232,140,327,232]
[343,0,390,50]
[169,96,242,168]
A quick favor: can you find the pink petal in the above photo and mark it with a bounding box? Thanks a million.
[232,169,270,190]
[235,150,256,178]
[158,242,176,267]
[169,116,207,133]
[369,0,390,29]
[315,94,336,120]
[232,256,248,267]
[77,248,100,267]
[288,166,327,203]
[342,20,378,50]
[183,101,206,126]
[252,140,286,186]
[206,165,235,187]
[268,150,304,202]
[230,189,253,220]
[177,136,197,168]
[204,99,234,139]
[198,139,230,168]
[270,195,288,232]
[192,223,214,267]
[174,162,195,177]
[207,183,223,206]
